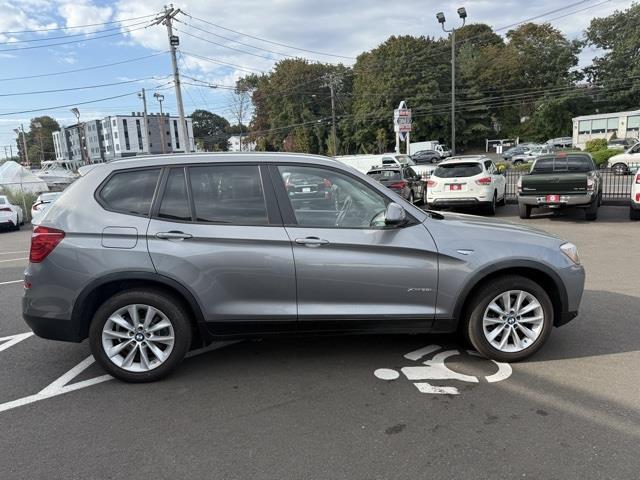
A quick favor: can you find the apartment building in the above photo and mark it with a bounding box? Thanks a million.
[53,112,194,163]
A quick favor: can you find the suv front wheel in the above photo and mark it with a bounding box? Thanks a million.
[89,289,192,382]
[465,275,553,362]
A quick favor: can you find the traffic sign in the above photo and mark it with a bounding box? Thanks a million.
[170,35,179,46]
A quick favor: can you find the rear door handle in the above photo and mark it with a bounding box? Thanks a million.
[295,237,329,247]
[156,231,193,240]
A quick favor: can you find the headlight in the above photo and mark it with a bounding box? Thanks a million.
[560,242,580,265]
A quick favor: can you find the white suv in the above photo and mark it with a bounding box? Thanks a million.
[631,171,640,220]
[425,156,507,215]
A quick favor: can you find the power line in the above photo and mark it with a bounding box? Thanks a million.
[0,13,157,35]
[173,26,277,61]
[0,52,168,82]
[0,91,143,117]
[180,51,266,74]
[0,24,150,53]
[182,11,357,60]
[0,19,152,45]
[0,76,170,97]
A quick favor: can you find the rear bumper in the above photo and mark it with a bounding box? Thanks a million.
[427,198,490,208]
[518,192,595,208]
[23,312,83,342]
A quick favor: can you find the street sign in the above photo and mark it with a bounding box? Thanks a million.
[170,35,179,46]
[394,106,412,133]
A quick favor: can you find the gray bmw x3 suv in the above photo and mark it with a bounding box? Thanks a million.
[23,153,585,382]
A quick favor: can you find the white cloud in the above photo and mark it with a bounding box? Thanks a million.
[57,0,113,34]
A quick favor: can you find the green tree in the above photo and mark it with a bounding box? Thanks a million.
[191,109,230,151]
[16,116,59,166]
[584,3,640,111]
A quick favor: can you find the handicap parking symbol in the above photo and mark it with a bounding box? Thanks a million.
[374,345,512,395]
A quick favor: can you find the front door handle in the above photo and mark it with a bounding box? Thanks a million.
[295,237,329,247]
[156,231,193,240]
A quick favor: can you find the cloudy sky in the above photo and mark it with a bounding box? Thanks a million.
[0,0,632,153]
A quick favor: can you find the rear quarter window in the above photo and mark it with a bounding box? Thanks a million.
[99,168,161,216]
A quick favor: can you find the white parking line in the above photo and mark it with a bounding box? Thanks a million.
[0,251,28,255]
[0,280,22,286]
[0,257,27,263]
[0,339,241,414]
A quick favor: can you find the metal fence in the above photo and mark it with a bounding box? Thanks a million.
[503,163,639,204]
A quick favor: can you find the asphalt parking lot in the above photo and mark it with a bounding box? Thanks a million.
[0,206,638,480]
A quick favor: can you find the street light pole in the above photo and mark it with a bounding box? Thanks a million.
[154,93,166,154]
[138,89,151,154]
[14,126,30,166]
[70,108,88,165]
[436,7,467,157]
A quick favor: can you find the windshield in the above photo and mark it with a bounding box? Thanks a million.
[532,156,594,173]
[434,163,483,178]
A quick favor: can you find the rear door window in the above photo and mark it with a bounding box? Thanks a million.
[367,169,401,180]
[99,168,160,216]
[434,163,482,178]
[158,168,191,221]
[189,165,269,225]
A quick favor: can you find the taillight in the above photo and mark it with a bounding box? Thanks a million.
[476,177,492,185]
[517,177,522,194]
[29,226,65,263]
[0,207,11,212]
[587,177,595,191]
[427,180,437,188]
[389,181,407,189]
[635,173,640,184]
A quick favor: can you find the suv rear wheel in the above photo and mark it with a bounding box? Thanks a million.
[89,289,192,382]
[518,203,532,219]
[465,275,553,362]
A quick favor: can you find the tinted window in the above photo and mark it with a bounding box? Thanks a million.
[189,165,268,225]
[279,165,389,229]
[434,163,482,178]
[0,196,6,205]
[100,169,160,215]
[158,168,190,221]
[368,169,401,180]
[532,156,594,173]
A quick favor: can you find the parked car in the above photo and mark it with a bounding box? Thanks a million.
[411,150,441,164]
[502,144,535,161]
[631,171,640,220]
[607,141,640,175]
[511,145,555,165]
[0,194,24,231]
[23,153,585,382]
[425,156,506,215]
[367,165,424,204]
[283,171,336,209]
[31,192,63,225]
[517,153,602,221]
[547,137,573,148]
[410,141,450,158]
[608,138,637,150]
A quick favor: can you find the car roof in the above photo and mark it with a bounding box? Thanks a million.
[87,152,341,173]
[438,156,487,165]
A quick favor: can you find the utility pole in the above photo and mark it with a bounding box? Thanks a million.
[34,121,44,164]
[14,126,30,166]
[436,7,467,156]
[138,88,151,154]
[324,73,339,157]
[152,5,189,153]
[154,93,166,154]
[70,108,88,165]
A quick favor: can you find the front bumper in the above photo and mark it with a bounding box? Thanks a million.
[518,192,595,208]
[554,263,585,327]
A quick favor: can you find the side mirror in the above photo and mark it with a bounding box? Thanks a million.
[385,202,406,226]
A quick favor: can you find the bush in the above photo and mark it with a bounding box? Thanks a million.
[592,148,623,167]
[585,138,608,153]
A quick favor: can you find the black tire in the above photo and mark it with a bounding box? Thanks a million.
[611,163,628,176]
[408,191,414,204]
[13,221,20,231]
[630,207,640,220]
[584,198,598,221]
[518,202,532,219]
[513,160,523,166]
[89,288,192,383]
[465,275,554,362]
[485,192,497,216]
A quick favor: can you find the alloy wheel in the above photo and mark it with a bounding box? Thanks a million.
[101,304,175,372]
[481,290,544,353]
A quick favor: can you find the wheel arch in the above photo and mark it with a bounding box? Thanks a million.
[72,271,210,346]
[453,261,568,327]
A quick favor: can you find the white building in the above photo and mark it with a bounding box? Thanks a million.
[572,109,640,149]
[228,135,256,152]
[52,112,195,163]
